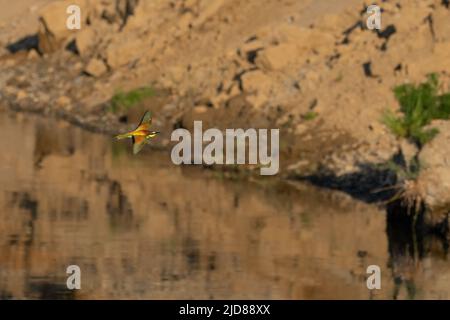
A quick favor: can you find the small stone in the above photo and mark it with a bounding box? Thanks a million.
[105,39,143,69]
[73,62,83,71]
[177,12,194,34]
[256,43,299,71]
[193,105,209,114]
[4,85,17,95]
[400,140,419,166]
[168,66,184,83]
[75,28,96,56]
[39,93,50,104]
[27,49,39,60]
[287,160,309,171]
[162,103,177,113]
[295,124,308,135]
[240,40,265,55]
[56,96,71,107]
[16,90,27,100]
[241,70,273,93]
[84,58,107,77]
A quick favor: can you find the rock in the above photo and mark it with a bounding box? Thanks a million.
[418,168,450,209]
[191,0,226,28]
[4,86,16,96]
[431,7,450,42]
[241,70,272,93]
[400,140,419,166]
[256,43,299,71]
[417,121,450,209]
[116,0,140,27]
[39,93,50,104]
[193,105,209,114]
[167,66,184,83]
[419,121,450,168]
[228,83,241,97]
[84,58,107,77]
[287,160,310,171]
[75,27,96,55]
[245,94,269,110]
[27,49,40,60]
[162,103,177,113]
[176,12,194,34]
[121,1,149,31]
[241,70,274,108]
[73,62,84,72]
[295,123,308,135]
[105,38,143,68]
[16,90,27,100]
[239,39,265,54]
[56,95,71,107]
[38,0,88,53]
[208,94,222,108]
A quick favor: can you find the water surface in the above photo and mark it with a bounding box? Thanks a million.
[0,111,449,299]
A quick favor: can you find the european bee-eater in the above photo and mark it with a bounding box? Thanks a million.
[115,111,160,154]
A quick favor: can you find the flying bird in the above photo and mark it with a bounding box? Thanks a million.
[115,111,160,154]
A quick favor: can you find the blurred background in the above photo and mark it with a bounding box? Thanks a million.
[0,0,450,299]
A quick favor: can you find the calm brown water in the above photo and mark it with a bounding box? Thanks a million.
[0,111,449,299]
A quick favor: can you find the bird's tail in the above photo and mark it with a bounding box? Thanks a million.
[116,133,131,140]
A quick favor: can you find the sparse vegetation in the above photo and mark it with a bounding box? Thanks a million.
[381,157,421,181]
[109,86,155,113]
[302,111,318,121]
[379,74,450,213]
[382,74,450,216]
[382,74,450,148]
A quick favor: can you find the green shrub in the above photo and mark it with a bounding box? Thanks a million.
[382,74,450,148]
[109,86,155,113]
[302,111,318,121]
[380,157,421,181]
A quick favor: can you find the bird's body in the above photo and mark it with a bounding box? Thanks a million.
[115,111,160,154]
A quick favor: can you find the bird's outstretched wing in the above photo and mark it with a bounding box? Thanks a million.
[135,111,152,131]
[132,135,148,155]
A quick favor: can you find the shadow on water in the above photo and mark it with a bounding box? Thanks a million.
[386,200,449,300]
[26,279,77,300]
[297,149,419,203]
[298,162,396,203]
[297,148,450,299]
[33,122,76,168]
[1,111,450,299]
[106,180,135,232]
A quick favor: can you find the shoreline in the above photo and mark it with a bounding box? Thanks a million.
[0,98,396,203]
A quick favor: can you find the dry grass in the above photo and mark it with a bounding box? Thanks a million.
[378,179,423,216]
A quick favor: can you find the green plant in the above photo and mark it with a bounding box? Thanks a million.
[109,86,155,113]
[379,157,421,181]
[382,74,450,148]
[302,111,318,121]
